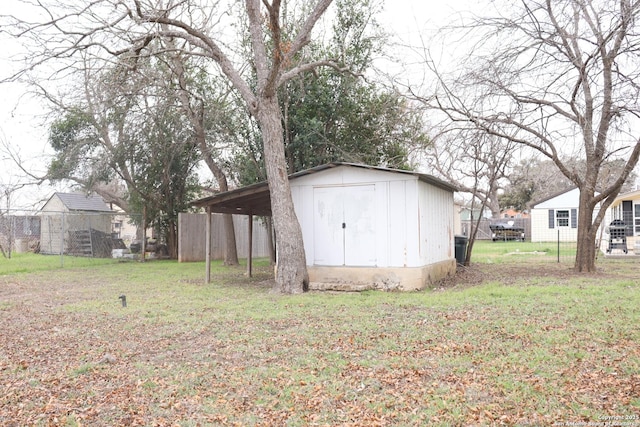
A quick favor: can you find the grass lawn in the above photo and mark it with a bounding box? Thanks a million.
[470,239,578,263]
[0,252,119,276]
[1,251,639,426]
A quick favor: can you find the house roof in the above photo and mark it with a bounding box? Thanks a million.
[530,186,578,209]
[613,188,640,204]
[51,192,112,212]
[192,162,458,216]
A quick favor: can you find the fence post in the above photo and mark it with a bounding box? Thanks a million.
[247,214,253,278]
[60,212,65,267]
[205,207,211,283]
[557,229,560,263]
[8,215,13,259]
[141,206,146,262]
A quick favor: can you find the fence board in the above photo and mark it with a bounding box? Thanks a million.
[178,213,271,262]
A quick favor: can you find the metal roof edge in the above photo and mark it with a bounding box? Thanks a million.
[290,162,459,192]
[191,181,269,207]
[530,186,578,208]
[191,162,458,208]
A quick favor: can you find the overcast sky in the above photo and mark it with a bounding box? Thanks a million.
[0,0,481,209]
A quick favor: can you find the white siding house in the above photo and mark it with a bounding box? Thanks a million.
[603,188,640,254]
[530,187,580,242]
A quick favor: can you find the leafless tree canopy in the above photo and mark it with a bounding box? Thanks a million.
[2,0,343,292]
[422,0,640,272]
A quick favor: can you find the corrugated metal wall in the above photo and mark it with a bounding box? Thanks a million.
[419,182,455,264]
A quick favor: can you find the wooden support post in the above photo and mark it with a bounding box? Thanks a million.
[206,206,212,284]
[141,206,147,262]
[60,212,65,268]
[247,213,253,277]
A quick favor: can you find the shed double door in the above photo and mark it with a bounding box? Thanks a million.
[313,185,376,266]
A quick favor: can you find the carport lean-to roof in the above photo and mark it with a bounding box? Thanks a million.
[192,181,272,216]
[191,179,272,283]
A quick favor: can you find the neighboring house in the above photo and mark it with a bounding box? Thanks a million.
[0,215,41,253]
[193,162,458,291]
[530,187,582,242]
[454,202,463,236]
[500,208,529,219]
[459,206,492,221]
[457,205,496,239]
[39,192,114,256]
[604,188,640,253]
[107,205,141,246]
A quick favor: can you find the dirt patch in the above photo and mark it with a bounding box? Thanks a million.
[433,261,636,289]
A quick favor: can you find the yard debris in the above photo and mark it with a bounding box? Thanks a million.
[1,261,639,425]
[99,353,117,364]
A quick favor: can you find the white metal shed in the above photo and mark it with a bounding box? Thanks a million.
[193,163,458,291]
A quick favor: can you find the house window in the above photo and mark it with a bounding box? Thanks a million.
[556,210,570,227]
[548,208,577,229]
[635,204,640,235]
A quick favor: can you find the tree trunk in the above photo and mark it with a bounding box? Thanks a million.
[167,221,178,259]
[222,213,238,265]
[265,216,276,266]
[197,135,239,266]
[198,146,239,266]
[574,193,598,272]
[257,95,308,293]
[487,188,501,219]
[166,46,240,266]
[464,198,489,266]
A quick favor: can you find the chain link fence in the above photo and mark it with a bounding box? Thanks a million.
[1,209,143,261]
[461,217,580,263]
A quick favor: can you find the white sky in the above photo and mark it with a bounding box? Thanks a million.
[0,0,481,210]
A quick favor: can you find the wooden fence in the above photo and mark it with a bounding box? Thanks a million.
[178,213,271,262]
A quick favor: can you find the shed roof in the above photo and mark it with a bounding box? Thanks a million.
[192,162,458,216]
[51,192,112,212]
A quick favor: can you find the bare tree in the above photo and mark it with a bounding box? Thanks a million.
[422,0,640,272]
[500,157,639,211]
[0,182,23,259]
[426,130,516,218]
[45,53,202,259]
[162,41,240,266]
[3,0,349,292]
[423,129,517,264]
